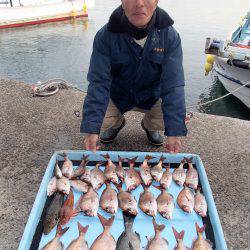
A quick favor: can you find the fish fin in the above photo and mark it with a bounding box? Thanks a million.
[101,153,110,160]
[97,214,115,228]
[172,227,185,241]
[180,158,186,164]
[195,222,206,234]
[159,155,166,162]
[56,225,69,237]
[145,155,154,161]
[153,218,165,232]
[77,222,89,234]
[189,157,194,163]
[129,242,135,250]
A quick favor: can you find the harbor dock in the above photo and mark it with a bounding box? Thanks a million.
[0,77,249,249]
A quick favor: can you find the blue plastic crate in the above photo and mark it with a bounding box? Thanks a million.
[19,150,227,250]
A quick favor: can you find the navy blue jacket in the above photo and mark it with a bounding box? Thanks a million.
[80,7,187,136]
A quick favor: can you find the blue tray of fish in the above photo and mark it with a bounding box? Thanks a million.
[18,150,227,250]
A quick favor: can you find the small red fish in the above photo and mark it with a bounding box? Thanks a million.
[146,219,168,249]
[116,156,125,183]
[191,223,212,250]
[173,159,186,186]
[90,214,116,250]
[177,185,194,213]
[139,155,154,186]
[139,185,157,217]
[67,222,89,250]
[184,157,198,190]
[115,182,138,216]
[102,153,119,184]
[151,155,165,182]
[59,189,75,226]
[125,157,141,191]
[71,154,89,179]
[41,225,69,250]
[61,153,74,179]
[160,164,172,189]
[172,227,189,250]
[194,188,207,217]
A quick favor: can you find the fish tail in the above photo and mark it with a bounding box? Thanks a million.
[83,154,90,161]
[195,222,206,234]
[78,222,89,235]
[114,181,123,190]
[56,224,69,237]
[159,155,166,162]
[153,185,162,191]
[96,161,105,168]
[118,155,124,162]
[181,158,186,164]
[172,227,185,241]
[127,156,138,167]
[101,153,110,160]
[97,213,115,229]
[145,155,154,161]
[153,218,165,233]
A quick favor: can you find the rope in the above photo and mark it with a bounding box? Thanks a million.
[186,80,250,109]
[32,78,249,110]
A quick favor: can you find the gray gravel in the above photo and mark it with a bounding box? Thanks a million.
[0,77,249,250]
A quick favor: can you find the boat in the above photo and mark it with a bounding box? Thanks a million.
[0,0,95,29]
[204,12,250,109]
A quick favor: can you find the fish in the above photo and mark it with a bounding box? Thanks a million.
[61,153,74,179]
[43,193,64,235]
[70,180,89,193]
[172,227,189,250]
[116,156,126,183]
[125,157,141,191]
[139,155,154,186]
[115,182,138,216]
[100,182,118,214]
[173,159,186,186]
[145,219,168,250]
[154,185,174,220]
[59,189,75,225]
[194,188,207,217]
[139,185,157,217]
[177,185,195,213]
[75,186,99,217]
[184,157,198,190]
[116,212,141,250]
[41,225,69,250]
[66,222,89,250]
[72,154,89,179]
[191,223,212,250]
[90,162,105,190]
[57,176,71,195]
[102,153,119,184]
[160,164,172,189]
[151,155,165,182]
[90,214,116,250]
[47,177,57,197]
[55,161,63,179]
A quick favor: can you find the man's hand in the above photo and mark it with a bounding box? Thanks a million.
[84,134,99,153]
[165,136,182,154]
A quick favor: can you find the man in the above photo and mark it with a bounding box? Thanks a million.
[80,0,187,153]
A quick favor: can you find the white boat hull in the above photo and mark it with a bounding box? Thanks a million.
[0,0,95,28]
[214,57,250,109]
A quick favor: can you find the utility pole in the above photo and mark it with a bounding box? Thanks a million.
[9,0,13,7]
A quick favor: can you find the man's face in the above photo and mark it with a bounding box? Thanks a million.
[121,0,158,28]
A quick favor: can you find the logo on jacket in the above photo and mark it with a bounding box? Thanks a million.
[154,48,164,53]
